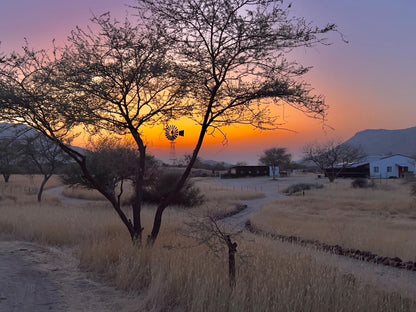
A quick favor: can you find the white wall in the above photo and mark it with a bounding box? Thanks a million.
[370,155,415,178]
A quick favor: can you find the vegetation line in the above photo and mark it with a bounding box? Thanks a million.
[245,220,416,272]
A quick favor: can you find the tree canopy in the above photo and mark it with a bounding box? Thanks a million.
[303,140,364,182]
[259,147,291,179]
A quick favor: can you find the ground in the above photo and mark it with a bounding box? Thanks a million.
[0,239,137,312]
[1,174,416,310]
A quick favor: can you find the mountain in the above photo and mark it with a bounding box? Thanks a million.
[343,127,416,157]
[0,122,87,155]
[0,123,37,138]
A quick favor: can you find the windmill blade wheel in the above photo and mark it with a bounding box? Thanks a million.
[165,125,179,141]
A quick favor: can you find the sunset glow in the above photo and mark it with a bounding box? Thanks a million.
[1,0,415,164]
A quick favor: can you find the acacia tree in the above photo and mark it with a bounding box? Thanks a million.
[0,15,188,244]
[57,14,191,243]
[19,133,70,202]
[0,124,32,182]
[0,137,22,182]
[303,141,363,182]
[259,147,291,180]
[137,0,336,243]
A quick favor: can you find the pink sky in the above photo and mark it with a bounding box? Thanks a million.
[1,0,415,164]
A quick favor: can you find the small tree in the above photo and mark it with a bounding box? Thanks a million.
[259,148,291,180]
[183,215,240,288]
[0,138,22,182]
[61,137,154,204]
[19,133,70,202]
[0,124,30,182]
[303,141,363,182]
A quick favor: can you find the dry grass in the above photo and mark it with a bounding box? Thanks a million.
[251,179,416,261]
[0,176,415,311]
[0,174,63,201]
[60,178,264,217]
[62,186,109,201]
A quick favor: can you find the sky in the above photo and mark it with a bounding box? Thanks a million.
[0,0,415,164]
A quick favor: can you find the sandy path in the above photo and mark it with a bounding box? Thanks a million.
[213,175,320,227]
[0,240,136,312]
[44,186,100,205]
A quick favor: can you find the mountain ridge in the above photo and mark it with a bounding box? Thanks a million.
[344,126,416,157]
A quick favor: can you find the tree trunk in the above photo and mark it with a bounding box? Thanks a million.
[225,235,237,288]
[3,173,10,183]
[147,83,220,245]
[37,174,51,202]
[58,142,135,242]
[147,125,210,245]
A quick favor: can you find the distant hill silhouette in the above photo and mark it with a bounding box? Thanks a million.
[0,122,86,155]
[0,123,36,138]
[343,127,416,157]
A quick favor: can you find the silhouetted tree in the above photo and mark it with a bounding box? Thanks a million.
[303,141,364,182]
[137,0,336,243]
[0,138,22,182]
[0,124,29,182]
[259,147,292,180]
[0,15,187,244]
[62,137,160,207]
[19,133,70,202]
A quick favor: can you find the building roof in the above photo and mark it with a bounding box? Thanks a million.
[351,154,415,167]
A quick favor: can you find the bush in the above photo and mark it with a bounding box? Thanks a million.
[142,172,204,207]
[351,178,374,189]
[283,183,323,195]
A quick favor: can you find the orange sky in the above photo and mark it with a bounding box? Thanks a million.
[1,0,415,164]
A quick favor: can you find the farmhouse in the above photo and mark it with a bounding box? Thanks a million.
[368,154,415,178]
[331,155,415,179]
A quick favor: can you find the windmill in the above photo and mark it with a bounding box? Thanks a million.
[165,124,184,164]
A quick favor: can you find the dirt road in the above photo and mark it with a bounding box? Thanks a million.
[0,240,136,312]
[43,186,97,205]
[213,175,320,227]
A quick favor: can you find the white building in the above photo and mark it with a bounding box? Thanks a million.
[367,155,415,178]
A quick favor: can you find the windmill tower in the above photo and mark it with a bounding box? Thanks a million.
[164,125,184,164]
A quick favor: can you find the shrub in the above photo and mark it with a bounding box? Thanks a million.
[351,178,374,189]
[283,183,324,195]
[142,172,204,207]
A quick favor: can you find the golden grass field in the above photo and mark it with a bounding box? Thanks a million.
[251,179,416,261]
[0,175,415,311]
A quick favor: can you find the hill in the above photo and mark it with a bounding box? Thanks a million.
[0,122,86,155]
[344,127,416,157]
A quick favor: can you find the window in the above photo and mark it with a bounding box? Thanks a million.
[403,166,409,172]
[374,166,379,173]
[387,166,392,172]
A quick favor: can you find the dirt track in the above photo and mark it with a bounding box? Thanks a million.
[0,240,136,312]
